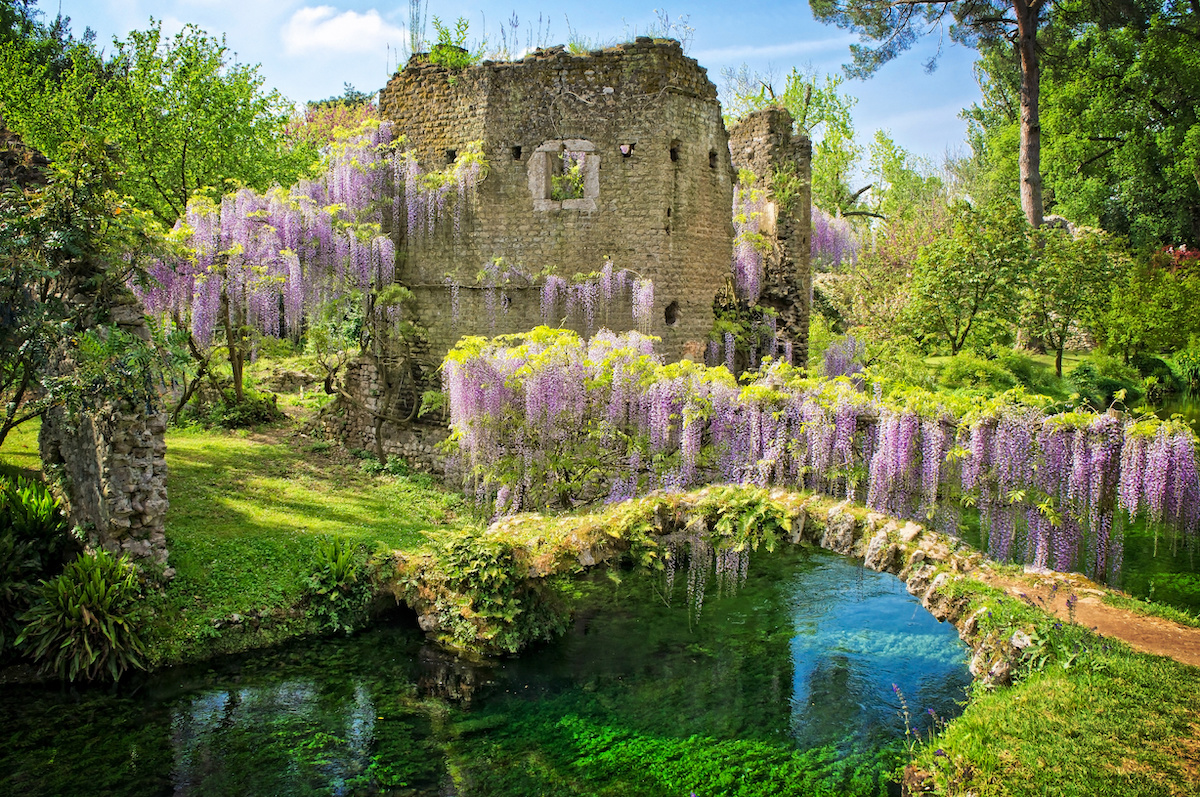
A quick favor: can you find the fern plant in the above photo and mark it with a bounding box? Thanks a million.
[307,536,373,634]
[0,476,77,655]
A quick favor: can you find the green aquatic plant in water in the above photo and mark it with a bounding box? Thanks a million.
[0,549,970,796]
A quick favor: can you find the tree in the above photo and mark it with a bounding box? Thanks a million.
[99,21,316,225]
[0,16,317,226]
[904,202,1029,353]
[1021,226,1121,375]
[809,0,1050,227]
[0,133,163,448]
[1094,248,1200,361]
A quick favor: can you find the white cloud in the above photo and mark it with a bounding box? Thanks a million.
[282,6,405,56]
[693,35,858,65]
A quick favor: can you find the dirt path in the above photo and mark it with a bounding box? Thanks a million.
[979,568,1200,668]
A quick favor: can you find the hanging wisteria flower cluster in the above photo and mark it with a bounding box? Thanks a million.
[444,328,1200,584]
[540,259,653,335]
[731,176,768,304]
[134,120,489,348]
[811,205,860,270]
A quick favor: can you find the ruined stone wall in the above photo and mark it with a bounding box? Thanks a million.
[0,122,170,569]
[729,107,812,365]
[38,292,171,569]
[320,359,450,472]
[380,39,734,365]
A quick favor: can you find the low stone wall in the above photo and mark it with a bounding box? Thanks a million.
[383,487,1031,685]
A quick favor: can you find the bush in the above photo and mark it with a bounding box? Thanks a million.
[1130,352,1184,397]
[1067,356,1142,409]
[0,476,78,656]
[937,351,1019,393]
[182,387,286,429]
[988,347,1064,397]
[307,536,374,634]
[1174,345,1200,390]
[16,550,147,681]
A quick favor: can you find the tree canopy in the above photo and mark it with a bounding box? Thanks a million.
[0,8,316,225]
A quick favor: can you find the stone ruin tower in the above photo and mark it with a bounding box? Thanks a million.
[330,39,811,464]
[383,38,735,362]
[0,121,170,570]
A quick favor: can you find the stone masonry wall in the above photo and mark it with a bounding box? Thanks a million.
[729,107,812,365]
[380,38,734,365]
[38,292,171,569]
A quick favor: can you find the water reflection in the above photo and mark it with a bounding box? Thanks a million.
[1,548,972,797]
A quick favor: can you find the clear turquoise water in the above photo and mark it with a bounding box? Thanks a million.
[0,548,970,797]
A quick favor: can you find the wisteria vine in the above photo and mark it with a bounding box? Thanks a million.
[135,120,488,348]
[445,327,1200,584]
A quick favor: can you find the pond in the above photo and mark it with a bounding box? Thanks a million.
[1156,391,1200,434]
[0,548,971,797]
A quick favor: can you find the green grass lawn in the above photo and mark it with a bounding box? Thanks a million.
[1,415,480,664]
[151,423,480,663]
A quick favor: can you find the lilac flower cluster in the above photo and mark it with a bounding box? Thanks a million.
[731,184,766,304]
[444,331,1200,584]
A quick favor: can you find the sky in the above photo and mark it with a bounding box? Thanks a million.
[50,0,984,163]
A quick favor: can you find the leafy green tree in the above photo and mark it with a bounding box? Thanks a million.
[1021,226,1122,376]
[0,15,317,226]
[904,202,1030,353]
[1094,250,1200,361]
[99,21,316,225]
[965,2,1200,247]
[0,135,164,448]
[809,0,1052,227]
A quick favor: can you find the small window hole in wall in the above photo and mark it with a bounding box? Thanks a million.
[669,140,680,162]
[709,150,718,169]
[664,300,680,327]
[620,143,635,158]
[444,149,457,164]
[512,145,522,160]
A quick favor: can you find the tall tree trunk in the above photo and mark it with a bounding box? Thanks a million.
[220,288,245,404]
[1016,0,1045,228]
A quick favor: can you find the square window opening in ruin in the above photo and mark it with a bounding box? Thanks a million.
[529,140,599,211]
[709,150,718,169]
[620,143,635,158]
[512,146,523,160]
[444,149,457,164]
[669,140,681,163]
[551,150,587,200]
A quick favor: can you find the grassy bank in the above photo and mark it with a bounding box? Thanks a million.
[914,579,1200,796]
[0,417,479,666]
[145,423,479,664]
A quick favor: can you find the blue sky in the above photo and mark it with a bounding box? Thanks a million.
[54,0,983,163]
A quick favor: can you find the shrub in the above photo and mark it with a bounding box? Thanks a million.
[937,351,1019,393]
[1068,355,1142,408]
[16,550,147,681]
[179,384,285,429]
[307,536,374,634]
[0,476,78,656]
